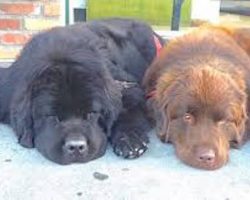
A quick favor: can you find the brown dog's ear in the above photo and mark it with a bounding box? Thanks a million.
[231,102,248,149]
[156,70,180,96]
[155,103,170,143]
[231,118,248,149]
[227,86,248,148]
[152,71,180,143]
[149,99,169,143]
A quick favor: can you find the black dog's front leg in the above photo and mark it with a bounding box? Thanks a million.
[111,108,151,159]
[110,86,152,159]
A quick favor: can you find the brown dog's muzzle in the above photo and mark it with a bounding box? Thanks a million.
[175,143,229,170]
[170,120,230,170]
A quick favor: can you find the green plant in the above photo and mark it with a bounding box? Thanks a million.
[87,0,191,26]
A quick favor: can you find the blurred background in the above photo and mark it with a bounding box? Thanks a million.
[0,0,249,62]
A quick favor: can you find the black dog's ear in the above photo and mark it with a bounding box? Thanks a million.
[103,24,127,40]
[10,84,34,148]
[91,22,127,46]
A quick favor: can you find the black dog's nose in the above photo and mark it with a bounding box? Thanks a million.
[64,136,88,154]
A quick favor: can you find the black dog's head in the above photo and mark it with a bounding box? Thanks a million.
[31,69,122,165]
[12,56,123,165]
[34,114,107,165]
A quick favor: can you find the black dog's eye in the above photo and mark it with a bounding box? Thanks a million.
[91,101,102,113]
[98,118,106,132]
[89,108,104,120]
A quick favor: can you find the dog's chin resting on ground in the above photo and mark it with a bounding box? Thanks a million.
[0,18,163,165]
[143,25,250,170]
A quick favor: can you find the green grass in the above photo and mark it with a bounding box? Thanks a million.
[87,0,191,26]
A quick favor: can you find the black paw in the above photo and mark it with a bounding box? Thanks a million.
[112,131,149,159]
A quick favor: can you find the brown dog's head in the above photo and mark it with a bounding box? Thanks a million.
[154,66,247,170]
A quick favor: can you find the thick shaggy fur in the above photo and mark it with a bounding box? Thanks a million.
[0,18,164,164]
[143,26,250,170]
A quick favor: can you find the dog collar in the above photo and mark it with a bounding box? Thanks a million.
[115,80,138,89]
[146,89,156,99]
[146,35,163,99]
[153,34,163,57]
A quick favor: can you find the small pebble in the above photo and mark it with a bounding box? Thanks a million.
[76,192,82,196]
[93,172,109,181]
[122,168,129,171]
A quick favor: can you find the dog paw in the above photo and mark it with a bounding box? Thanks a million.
[112,131,149,159]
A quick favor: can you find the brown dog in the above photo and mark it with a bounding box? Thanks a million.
[143,26,250,170]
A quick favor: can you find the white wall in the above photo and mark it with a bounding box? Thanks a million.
[60,0,87,25]
[191,0,221,23]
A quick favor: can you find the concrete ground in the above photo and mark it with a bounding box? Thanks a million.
[0,124,250,200]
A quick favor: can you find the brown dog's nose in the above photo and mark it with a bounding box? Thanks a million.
[196,147,216,163]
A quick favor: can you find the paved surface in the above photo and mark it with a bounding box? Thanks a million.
[0,124,250,200]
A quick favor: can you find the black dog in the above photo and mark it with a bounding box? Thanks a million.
[0,18,164,164]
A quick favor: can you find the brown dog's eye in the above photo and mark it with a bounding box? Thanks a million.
[227,118,236,124]
[217,120,227,126]
[230,140,240,148]
[183,113,194,124]
[217,118,236,127]
[224,118,236,125]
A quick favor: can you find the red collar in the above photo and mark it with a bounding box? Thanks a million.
[146,35,163,99]
[153,34,163,57]
[146,89,156,99]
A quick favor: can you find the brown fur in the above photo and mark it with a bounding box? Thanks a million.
[143,26,250,170]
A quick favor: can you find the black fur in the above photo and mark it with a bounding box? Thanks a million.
[0,18,163,164]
